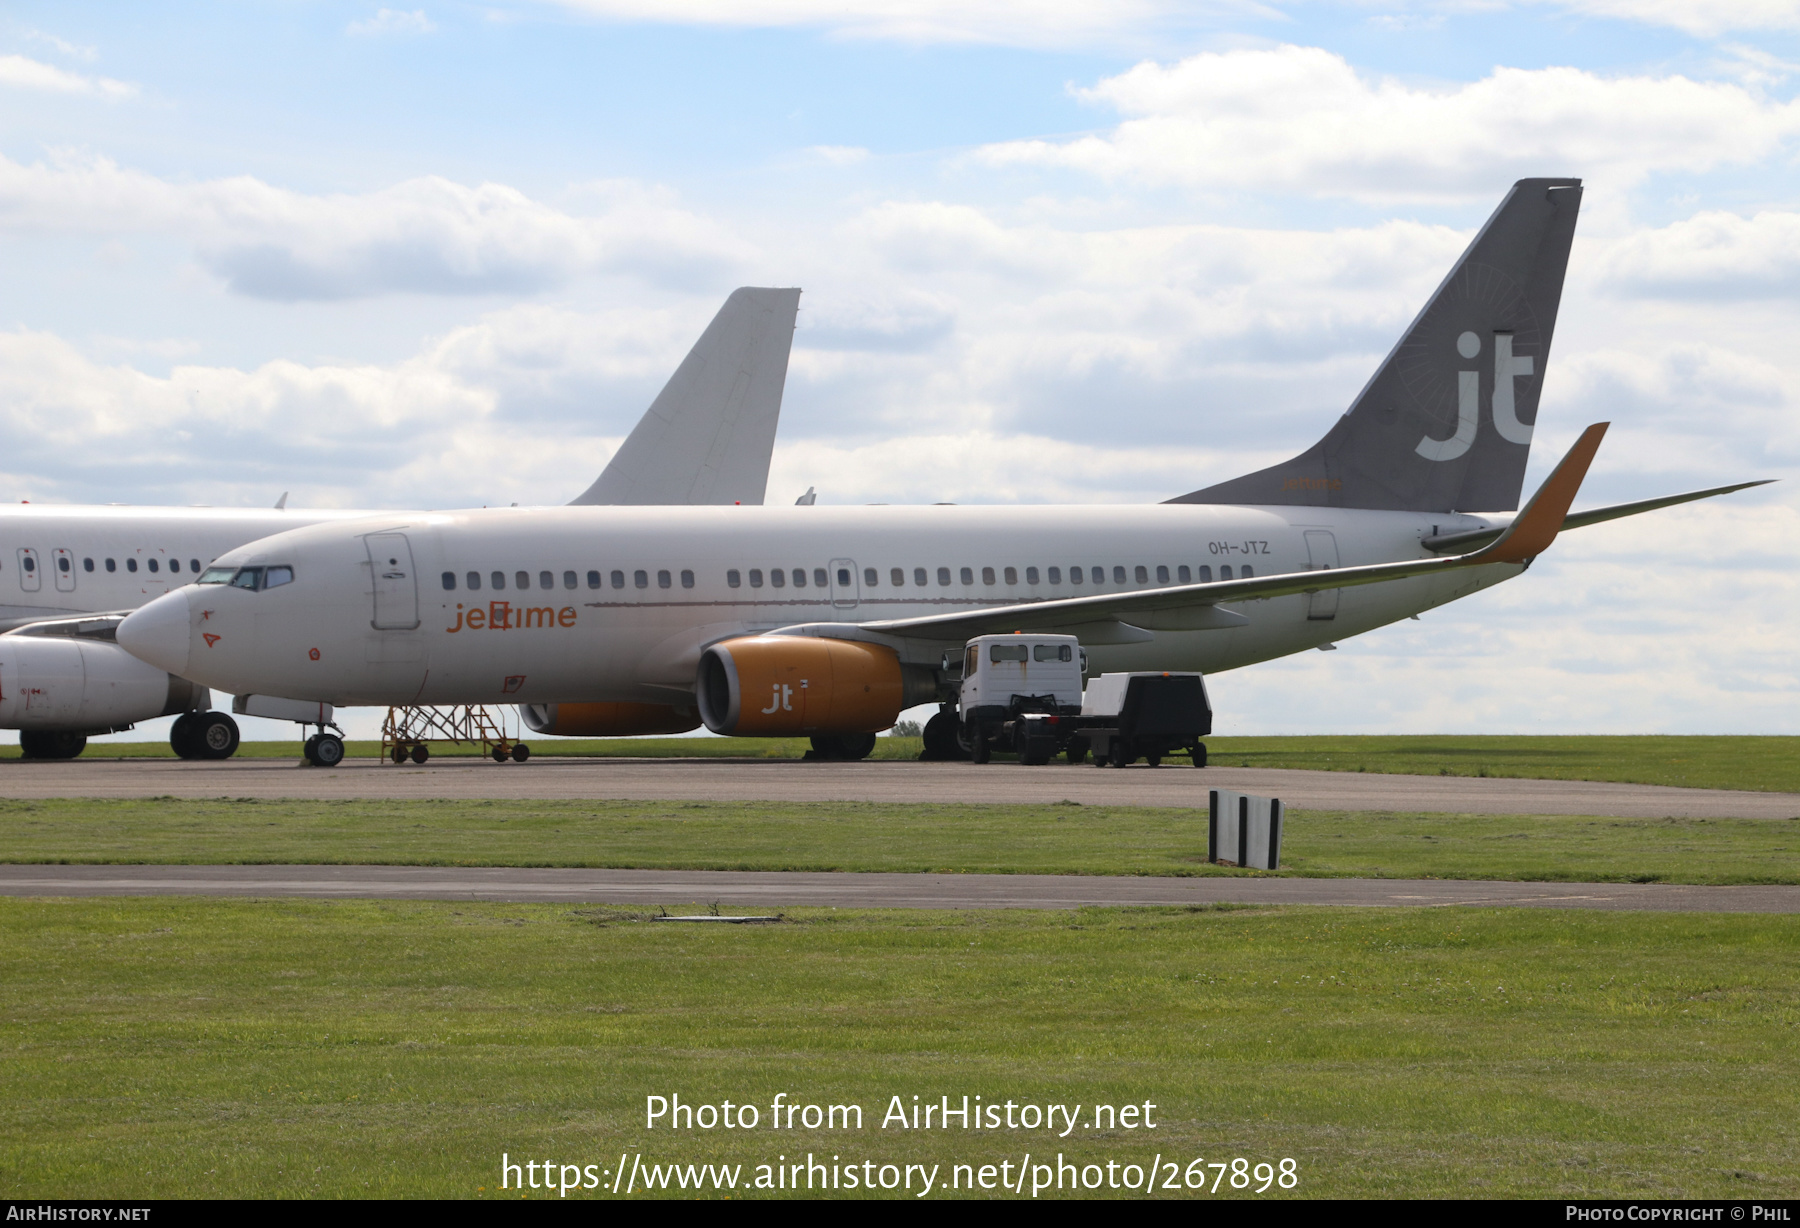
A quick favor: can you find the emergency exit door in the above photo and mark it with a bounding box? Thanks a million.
[366,533,420,630]
[1304,530,1340,621]
[829,557,860,609]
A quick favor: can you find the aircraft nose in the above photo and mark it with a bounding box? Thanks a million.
[118,590,193,675]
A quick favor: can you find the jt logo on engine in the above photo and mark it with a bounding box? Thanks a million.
[1416,330,1535,462]
[761,684,795,714]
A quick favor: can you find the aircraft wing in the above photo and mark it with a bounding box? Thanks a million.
[793,424,1612,645]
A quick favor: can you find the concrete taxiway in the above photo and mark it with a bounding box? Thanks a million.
[2,864,1796,912]
[0,755,1792,819]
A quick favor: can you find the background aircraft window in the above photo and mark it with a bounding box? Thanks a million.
[539,571,553,590]
[611,570,625,589]
[1198,565,1212,582]
[726,569,741,588]
[1241,565,1254,578]
[748,569,763,588]
[1113,565,1126,583]
[658,570,672,588]
[990,643,1028,662]
[21,557,33,573]
[587,570,601,589]
[1068,566,1082,584]
[916,567,929,586]
[467,572,482,590]
[1003,567,1017,584]
[199,566,234,584]
[563,570,577,590]
[126,559,137,573]
[936,567,950,586]
[814,568,829,587]
[982,567,996,585]
[839,568,853,587]
[57,556,69,573]
[264,566,294,589]
[82,558,94,573]
[771,568,786,588]
[491,571,506,590]
[168,559,179,573]
[147,558,159,573]
[515,570,530,589]
[1047,566,1061,584]
[190,559,201,572]
[442,572,456,591]
[1023,567,1037,584]
[1156,565,1169,583]
[230,567,262,589]
[1132,565,1145,583]
[1092,566,1105,584]
[105,559,116,572]
[1220,564,1233,580]
[1034,643,1072,662]
[890,568,904,586]
[960,567,974,585]
[681,569,694,588]
[635,570,649,589]
[792,568,807,588]
[1178,565,1191,583]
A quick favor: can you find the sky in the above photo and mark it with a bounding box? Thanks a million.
[0,0,1795,737]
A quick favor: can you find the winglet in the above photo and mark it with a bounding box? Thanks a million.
[1474,422,1608,564]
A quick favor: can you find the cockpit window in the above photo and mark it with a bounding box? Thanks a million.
[229,567,264,590]
[198,567,237,585]
[264,566,294,589]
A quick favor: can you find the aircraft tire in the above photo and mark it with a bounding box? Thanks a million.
[920,711,967,761]
[308,733,344,768]
[19,730,87,760]
[193,712,240,760]
[169,712,202,760]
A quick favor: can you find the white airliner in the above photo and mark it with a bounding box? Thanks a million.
[0,288,801,760]
[116,180,1770,765]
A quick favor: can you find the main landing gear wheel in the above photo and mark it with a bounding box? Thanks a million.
[304,732,344,767]
[919,711,968,761]
[191,711,239,761]
[170,712,201,760]
[809,733,875,761]
[19,730,87,760]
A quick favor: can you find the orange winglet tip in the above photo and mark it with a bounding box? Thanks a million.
[1482,422,1608,564]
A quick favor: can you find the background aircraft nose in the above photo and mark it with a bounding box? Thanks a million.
[117,590,193,675]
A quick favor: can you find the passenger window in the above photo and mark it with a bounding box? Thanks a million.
[264,566,294,589]
[793,569,807,588]
[681,569,694,588]
[147,558,159,573]
[539,571,552,590]
[771,569,785,588]
[126,559,137,573]
[1156,565,1169,583]
[1241,565,1254,579]
[1047,566,1061,584]
[492,571,506,590]
[1024,567,1037,584]
[1003,567,1017,585]
[960,567,973,585]
[190,559,200,572]
[1113,566,1126,584]
[1092,567,1104,583]
[865,568,878,587]
[442,572,456,591]
[982,567,996,585]
[989,644,1028,663]
[1198,565,1212,582]
[587,570,601,589]
[57,556,70,573]
[749,569,763,588]
[635,570,649,589]
[657,570,671,589]
[936,567,950,586]
[515,571,530,589]
[1178,565,1191,583]
[917,568,930,586]
[814,568,829,587]
[105,559,116,573]
[1033,644,1072,662]
[230,567,262,590]
[82,558,94,573]
[727,569,741,588]
[198,566,235,584]
[467,571,482,590]
[890,568,904,586]
[563,570,576,589]
[838,568,851,587]
[1220,564,1233,580]
[611,570,625,589]
[170,559,182,574]
[1069,566,1082,585]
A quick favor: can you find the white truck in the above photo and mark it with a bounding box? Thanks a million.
[947,633,1212,767]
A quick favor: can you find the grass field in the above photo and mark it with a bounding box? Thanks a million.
[31,734,1800,793]
[1,897,1793,1199]
[3,798,1797,884]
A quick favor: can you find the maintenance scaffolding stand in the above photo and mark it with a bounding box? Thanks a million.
[380,705,531,765]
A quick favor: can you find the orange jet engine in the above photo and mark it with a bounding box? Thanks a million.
[696,636,904,736]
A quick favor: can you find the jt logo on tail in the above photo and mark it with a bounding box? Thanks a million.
[1416,330,1538,461]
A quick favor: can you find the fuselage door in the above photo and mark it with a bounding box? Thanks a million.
[17,548,40,593]
[829,558,859,610]
[1303,530,1340,621]
[53,548,75,593]
[366,532,421,630]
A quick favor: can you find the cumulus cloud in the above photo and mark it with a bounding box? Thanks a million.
[977,46,1800,201]
[0,152,753,299]
[1552,0,1800,36]
[1592,210,1800,299]
[347,8,438,36]
[0,54,134,98]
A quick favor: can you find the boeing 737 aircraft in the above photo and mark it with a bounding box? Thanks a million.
[116,181,1769,765]
[2,287,801,759]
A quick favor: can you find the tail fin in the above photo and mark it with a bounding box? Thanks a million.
[1170,178,1582,513]
[569,287,801,506]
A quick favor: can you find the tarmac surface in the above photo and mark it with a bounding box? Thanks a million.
[0,755,1792,818]
[3,864,1796,912]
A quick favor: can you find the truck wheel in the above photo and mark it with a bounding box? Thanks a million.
[1145,753,1162,768]
[970,734,991,764]
[1111,744,1135,768]
[1192,743,1207,768]
[1066,739,1088,765]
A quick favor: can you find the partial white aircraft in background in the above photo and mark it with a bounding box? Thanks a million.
[115,181,1770,765]
[1,287,801,759]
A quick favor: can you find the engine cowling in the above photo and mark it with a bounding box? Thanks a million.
[696,635,904,736]
[0,635,198,731]
[520,702,700,738]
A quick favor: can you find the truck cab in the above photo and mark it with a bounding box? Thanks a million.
[958,634,1083,763]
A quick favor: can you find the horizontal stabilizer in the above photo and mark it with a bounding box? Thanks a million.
[571,287,801,507]
[1423,478,1776,552]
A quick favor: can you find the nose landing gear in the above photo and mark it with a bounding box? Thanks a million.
[301,722,346,768]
